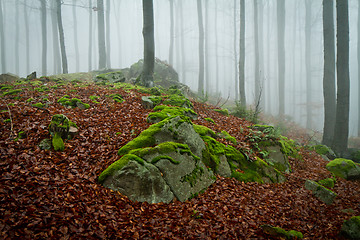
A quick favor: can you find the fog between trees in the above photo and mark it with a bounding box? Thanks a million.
[0,0,359,141]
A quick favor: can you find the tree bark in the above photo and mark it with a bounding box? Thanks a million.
[332,0,350,155]
[51,0,61,74]
[215,0,219,93]
[141,0,155,87]
[88,0,93,71]
[254,0,260,105]
[40,0,47,76]
[24,0,29,74]
[239,0,246,107]
[105,0,111,68]
[305,0,312,128]
[358,0,360,137]
[322,0,336,146]
[169,0,174,66]
[97,0,107,69]
[179,0,186,84]
[205,0,210,94]
[277,0,285,116]
[57,0,68,74]
[233,0,238,101]
[15,0,19,75]
[72,0,79,72]
[197,0,204,96]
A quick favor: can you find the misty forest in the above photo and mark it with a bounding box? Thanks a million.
[1,0,360,239]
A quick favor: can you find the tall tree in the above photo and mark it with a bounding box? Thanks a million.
[72,0,80,72]
[277,0,285,116]
[254,0,260,104]
[332,0,350,155]
[141,0,155,87]
[205,0,210,93]
[233,0,238,100]
[197,0,204,96]
[88,0,93,71]
[0,0,5,73]
[40,0,47,76]
[179,0,186,83]
[305,0,312,128]
[214,0,219,92]
[51,0,61,74]
[24,0,30,74]
[169,0,174,66]
[239,0,246,107]
[322,0,336,146]
[358,0,360,137]
[105,0,111,68]
[57,0,68,74]
[97,0,107,69]
[15,0,19,75]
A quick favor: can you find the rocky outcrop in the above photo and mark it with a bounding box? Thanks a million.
[305,180,337,205]
[341,216,360,239]
[326,158,360,181]
[0,73,19,83]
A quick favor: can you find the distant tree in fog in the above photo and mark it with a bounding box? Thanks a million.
[239,0,246,107]
[0,0,6,73]
[332,0,350,155]
[88,0,93,71]
[24,0,30,74]
[305,0,312,129]
[197,0,204,96]
[72,0,79,72]
[15,0,19,75]
[51,0,61,74]
[358,0,360,137]
[97,0,107,69]
[106,0,111,68]
[169,0,174,66]
[40,0,47,76]
[322,0,336,146]
[254,0,260,105]
[57,0,68,74]
[141,0,155,87]
[277,0,285,116]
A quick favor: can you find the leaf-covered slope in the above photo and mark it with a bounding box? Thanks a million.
[0,79,359,239]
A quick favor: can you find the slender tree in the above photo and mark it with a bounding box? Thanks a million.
[40,0,47,76]
[88,0,93,71]
[358,0,360,137]
[97,0,107,69]
[322,0,336,146]
[239,0,246,107]
[105,0,111,68]
[24,0,30,74]
[15,0,19,75]
[72,0,79,72]
[179,0,186,83]
[197,0,205,96]
[332,0,350,155]
[305,0,312,128]
[215,0,219,93]
[254,0,260,104]
[205,0,210,93]
[234,0,238,100]
[57,0,68,74]
[51,0,61,74]
[277,0,285,116]
[169,0,174,66]
[141,0,155,87]
[0,0,5,73]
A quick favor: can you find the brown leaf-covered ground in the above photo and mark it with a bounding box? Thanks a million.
[0,81,359,239]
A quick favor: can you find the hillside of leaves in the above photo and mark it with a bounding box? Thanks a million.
[0,79,359,239]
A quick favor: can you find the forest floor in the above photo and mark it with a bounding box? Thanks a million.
[0,80,359,239]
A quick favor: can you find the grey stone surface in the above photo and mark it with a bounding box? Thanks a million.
[305,180,337,205]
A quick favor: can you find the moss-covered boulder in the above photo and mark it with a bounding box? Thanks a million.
[341,216,360,239]
[57,95,90,109]
[147,105,197,123]
[141,96,163,109]
[326,158,360,181]
[95,71,125,84]
[305,180,337,205]
[313,144,337,160]
[261,225,303,239]
[48,114,78,151]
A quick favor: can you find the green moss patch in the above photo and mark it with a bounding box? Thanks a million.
[326,158,360,180]
[261,225,303,239]
[163,94,193,109]
[58,95,90,109]
[147,105,197,123]
[52,132,65,151]
[2,89,22,96]
[318,178,335,188]
[204,117,215,124]
[108,94,124,103]
[213,108,229,116]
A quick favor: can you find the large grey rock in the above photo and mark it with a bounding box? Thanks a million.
[94,71,125,83]
[102,160,174,203]
[326,158,360,181]
[305,180,337,205]
[341,216,360,239]
[265,145,291,174]
[216,155,232,177]
[0,73,19,83]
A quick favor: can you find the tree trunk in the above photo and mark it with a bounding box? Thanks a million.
[358,0,360,137]
[40,0,47,76]
[197,0,204,96]
[141,0,155,87]
[258,0,264,109]
[169,0,174,66]
[24,0,29,74]
[205,0,210,94]
[215,0,219,93]
[51,0,61,74]
[277,0,285,116]
[57,0,68,74]
[179,0,186,84]
[114,0,122,67]
[305,0,312,128]
[15,0,19,75]
[239,0,246,107]
[0,0,5,73]
[233,0,238,100]
[322,0,336,146]
[105,0,111,68]
[88,0,93,71]
[254,0,260,105]
[97,0,107,69]
[72,0,79,72]
[332,0,350,155]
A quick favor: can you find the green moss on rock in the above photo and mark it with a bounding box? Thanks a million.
[52,132,65,151]
[213,108,229,116]
[204,117,215,124]
[318,178,335,188]
[193,124,216,137]
[163,94,193,108]
[341,216,360,239]
[147,105,197,123]
[326,158,360,180]
[261,225,303,239]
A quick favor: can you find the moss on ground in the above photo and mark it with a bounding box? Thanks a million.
[147,105,197,123]
[163,94,193,108]
[213,108,229,116]
[57,95,90,109]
